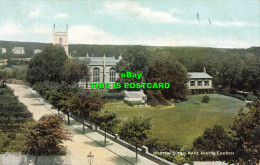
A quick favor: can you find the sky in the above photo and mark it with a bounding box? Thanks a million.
[0,0,259,48]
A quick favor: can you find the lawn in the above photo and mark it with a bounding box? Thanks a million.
[102,94,247,148]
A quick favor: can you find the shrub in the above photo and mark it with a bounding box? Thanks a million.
[174,99,182,103]
[229,94,244,101]
[246,94,258,101]
[202,95,210,103]
[146,90,159,106]
[103,92,124,100]
[125,101,134,107]
[24,115,71,156]
[124,100,144,106]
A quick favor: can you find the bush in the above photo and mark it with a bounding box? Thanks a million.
[202,95,210,103]
[146,90,159,106]
[103,92,124,100]
[124,100,144,106]
[246,94,258,101]
[24,115,71,156]
[146,90,168,106]
[174,99,182,103]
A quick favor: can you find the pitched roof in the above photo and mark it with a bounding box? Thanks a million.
[13,47,24,50]
[188,72,213,79]
[124,90,146,98]
[74,56,121,66]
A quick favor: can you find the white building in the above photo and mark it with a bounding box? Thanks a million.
[187,68,214,94]
[12,47,25,55]
[1,48,7,54]
[34,49,42,54]
[52,24,69,56]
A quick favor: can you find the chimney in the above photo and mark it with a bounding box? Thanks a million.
[203,67,206,73]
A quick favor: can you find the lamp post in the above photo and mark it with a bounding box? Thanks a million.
[87,151,94,165]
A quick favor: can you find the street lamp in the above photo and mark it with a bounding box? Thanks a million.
[87,151,94,165]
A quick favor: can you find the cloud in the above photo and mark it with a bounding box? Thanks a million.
[29,9,41,17]
[32,24,50,34]
[0,22,23,37]
[69,25,257,48]
[0,22,50,42]
[210,20,259,27]
[102,1,258,28]
[103,1,182,24]
[69,24,126,45]
[54,13,69,19]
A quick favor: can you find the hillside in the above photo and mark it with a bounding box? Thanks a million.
[0,40,259,59]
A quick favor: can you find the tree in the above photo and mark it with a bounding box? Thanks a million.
[146,52,188,99]
[24,115,70,156]
[192,101,260,164]
[116,46,150,90]
[70,94,106,133]
[239,53,260,95]
[26,44,68,85]
[119,116,152,164]
[62,59,89,85]
[91,111,120,146]
[231,100,260,164]
[215,55,243,92]
[49,82,79,125]
[193,125,236,161]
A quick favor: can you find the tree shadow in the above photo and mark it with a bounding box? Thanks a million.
[20,154,71,165]
[31,103,45,106]
[23,93,41,98]
[108,155,138,165]
[83,140,114,148]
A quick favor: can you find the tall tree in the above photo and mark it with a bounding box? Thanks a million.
[70,94,105,133]
[146,51,188,99]
[62,59,89,85]
[49,82,79,125]
[26,44,68,85]
[119,116,152,164]
[91,111,120,146]
[193,125,236,161]
[231,101,260,164]
[116,46,149,89]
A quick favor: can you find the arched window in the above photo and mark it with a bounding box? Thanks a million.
[59,38,62,45]
[93,67,100,82]
[109,68,116,82]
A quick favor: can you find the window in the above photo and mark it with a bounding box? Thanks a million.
[93,68,100,82]
[198,81,202,86]
[204,80,209,86]
[190,81,195,86]
[59,38,62,45]
[109,68,116,82]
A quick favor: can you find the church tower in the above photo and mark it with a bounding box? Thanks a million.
[52,24,69,56]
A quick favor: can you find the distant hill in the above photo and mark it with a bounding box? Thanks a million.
[0,40,259,59]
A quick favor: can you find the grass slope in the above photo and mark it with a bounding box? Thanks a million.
[102,94,247,147]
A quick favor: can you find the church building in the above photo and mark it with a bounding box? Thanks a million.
[75,54,122,89]
[52,24,69,56]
